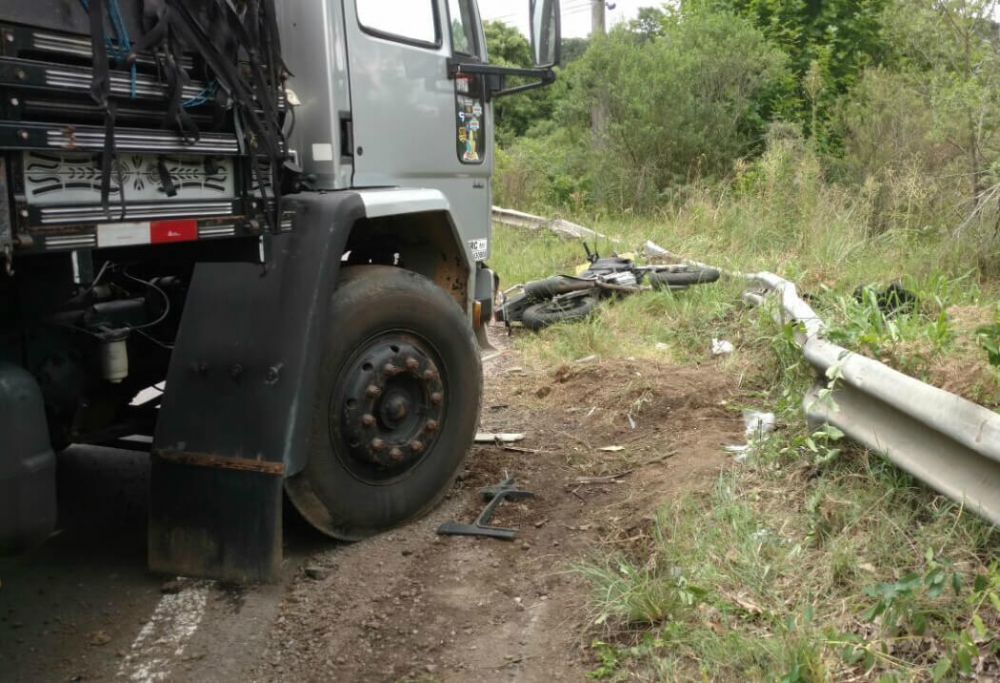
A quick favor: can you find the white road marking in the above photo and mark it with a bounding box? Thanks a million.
[117,578,212,682]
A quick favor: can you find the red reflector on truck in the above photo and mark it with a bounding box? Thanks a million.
[97,220,198,248]
[151,220,198,244]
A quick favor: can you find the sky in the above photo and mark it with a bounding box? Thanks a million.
[478,0,649,39]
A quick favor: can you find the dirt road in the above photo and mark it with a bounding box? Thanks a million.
[0,327,744,683]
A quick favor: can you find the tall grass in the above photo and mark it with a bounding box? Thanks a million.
[490,118,1000,682]
[493,134,993,297]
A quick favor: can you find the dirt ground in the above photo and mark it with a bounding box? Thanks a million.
[0,325,746,683]
[249,327,746,683]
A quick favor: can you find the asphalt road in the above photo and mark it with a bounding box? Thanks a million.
[0,445,297,683]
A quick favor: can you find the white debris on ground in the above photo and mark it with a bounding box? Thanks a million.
[711,338,735,356]
[724,410,777,463]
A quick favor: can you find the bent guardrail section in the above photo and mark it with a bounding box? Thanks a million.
[492,206,1000,526]
[803,338,1000,524]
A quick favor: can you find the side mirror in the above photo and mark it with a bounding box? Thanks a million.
[530,0,561,68]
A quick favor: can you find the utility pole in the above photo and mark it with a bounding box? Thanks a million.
[591,0,606,37]
[591,1,606,138]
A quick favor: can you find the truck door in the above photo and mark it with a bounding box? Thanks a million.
[342,0,492,261]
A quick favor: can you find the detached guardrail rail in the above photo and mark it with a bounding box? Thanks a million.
[491,206,618,242]
[493,206,1000,526]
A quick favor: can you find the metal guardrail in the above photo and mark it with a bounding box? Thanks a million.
[492,206,1000,526]
[751,274,1000,526]
[491,206,618,243]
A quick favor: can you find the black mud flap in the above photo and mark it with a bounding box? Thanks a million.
[149,453,282,582]
[0,362,57,555]
[149,193,365,583]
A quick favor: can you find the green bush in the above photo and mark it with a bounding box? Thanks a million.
[495,8,789,214]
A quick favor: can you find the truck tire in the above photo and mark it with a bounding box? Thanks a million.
[285,265,482,541]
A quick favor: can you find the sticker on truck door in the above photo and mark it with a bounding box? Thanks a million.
[455,76,485,164]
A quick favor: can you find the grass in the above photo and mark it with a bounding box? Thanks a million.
[574,441,1000,681]
[487,187,1000,679]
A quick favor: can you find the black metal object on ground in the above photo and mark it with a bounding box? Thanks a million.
[494,243,721,331]
[437,476,535,540]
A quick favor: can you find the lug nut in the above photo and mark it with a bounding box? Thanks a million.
[371,438,387,451]
[362,413,376,426]
[405,356,420,371]
[383,363,397,377]
[425,419,439,433]
[366,384,381,398]
[389,447,404,461]
[409,440,425,454]
[430,392,443,405]
[422,369,438,381]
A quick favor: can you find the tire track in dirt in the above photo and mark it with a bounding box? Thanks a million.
[248,326,746,682]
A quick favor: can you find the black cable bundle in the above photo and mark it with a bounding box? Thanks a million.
[85,0,290,233]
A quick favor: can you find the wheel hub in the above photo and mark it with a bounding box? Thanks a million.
[338,336,445,473]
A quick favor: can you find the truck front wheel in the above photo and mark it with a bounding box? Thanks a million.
[285,265,482,541]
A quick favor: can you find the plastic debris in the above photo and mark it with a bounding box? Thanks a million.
[743,411,776,439]
[474,433,525,444]
[724,444,750,463]
[723,411,776,462]
[598,445,625,452]
[711,339,735,355]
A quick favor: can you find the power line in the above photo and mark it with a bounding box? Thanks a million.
[486,0,595,24]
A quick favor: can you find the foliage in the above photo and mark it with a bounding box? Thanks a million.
[484,2,1000,679]
[884,0,1000,207]
[491,201,1000,678]
[688,0,893,140]
[975,318,1000,367]
[483,20,554,143]
[559,37,590,64]
[539,9,788,211]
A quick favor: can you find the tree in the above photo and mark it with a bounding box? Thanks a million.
[483,20,554,143]
[628,6,669,41]
[553,10,789,209]
[884,0,1000,211]
[560,37,590,64]
[688,0,892,139]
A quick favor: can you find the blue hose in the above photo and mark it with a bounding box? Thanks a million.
[78,0,137,98]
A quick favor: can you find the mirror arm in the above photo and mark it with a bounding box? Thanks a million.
[447,60,553,80]
[491,70,555,99]
[447,61,557,101]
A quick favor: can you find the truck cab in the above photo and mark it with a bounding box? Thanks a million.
[0,0,560,581]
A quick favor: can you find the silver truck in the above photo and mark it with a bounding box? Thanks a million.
[0,0,560,581]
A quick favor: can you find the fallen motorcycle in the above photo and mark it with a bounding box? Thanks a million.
[495,244,721,331]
